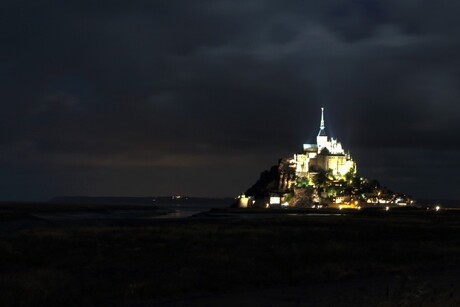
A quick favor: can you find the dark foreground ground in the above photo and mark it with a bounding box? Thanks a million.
[1,203,460,306]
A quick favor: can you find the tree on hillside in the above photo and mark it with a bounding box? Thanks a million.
[245,165,279,199]
[293,186,315,207]
[313,169,333,189]
[296,177,309,188]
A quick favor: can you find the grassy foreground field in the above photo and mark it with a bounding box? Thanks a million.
[1,211,460,306]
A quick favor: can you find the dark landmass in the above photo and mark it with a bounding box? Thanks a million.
[417,199,460,208]
[1,201,460,306]
[50,196,235,206]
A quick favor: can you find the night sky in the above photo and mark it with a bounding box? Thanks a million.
[1,1,460,201]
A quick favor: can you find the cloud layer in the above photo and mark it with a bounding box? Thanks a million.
[1,1,460,200]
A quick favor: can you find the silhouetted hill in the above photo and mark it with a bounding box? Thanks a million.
[49,196,234,206]
[245,165,279,198]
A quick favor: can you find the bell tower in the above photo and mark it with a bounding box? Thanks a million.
[316,107,328,153]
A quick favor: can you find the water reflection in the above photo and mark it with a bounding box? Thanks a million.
[154,203,229,219]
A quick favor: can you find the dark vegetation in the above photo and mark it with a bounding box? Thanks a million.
[1,210,460,306]
[245,165,279,198]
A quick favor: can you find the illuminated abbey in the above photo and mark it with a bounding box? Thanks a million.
[241,107,413,209]
[278,108,356,191]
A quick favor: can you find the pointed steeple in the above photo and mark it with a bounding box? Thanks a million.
[318,107,327,136]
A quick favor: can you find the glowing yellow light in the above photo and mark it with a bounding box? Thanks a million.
[435,206,440,211]
[385,206,389,211]
[339,205,343,210]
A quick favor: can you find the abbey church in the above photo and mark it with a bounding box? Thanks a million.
[278,108,356,192]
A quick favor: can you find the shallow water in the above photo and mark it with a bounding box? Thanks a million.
[153,203,230,218]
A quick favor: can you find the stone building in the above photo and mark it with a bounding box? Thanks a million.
[279,108,356,192]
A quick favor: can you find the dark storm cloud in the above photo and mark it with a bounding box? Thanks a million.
[1,0,460,199]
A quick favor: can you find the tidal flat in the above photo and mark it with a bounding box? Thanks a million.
[1,204,460,306]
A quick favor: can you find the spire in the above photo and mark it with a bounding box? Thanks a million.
[318,107,327,136]
[320,107,325,130]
